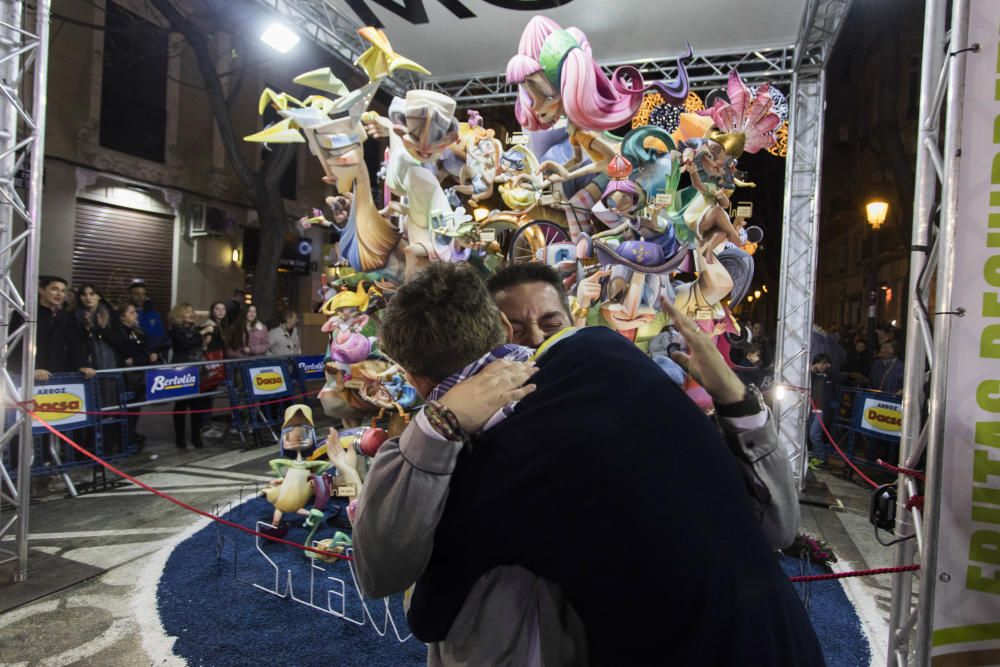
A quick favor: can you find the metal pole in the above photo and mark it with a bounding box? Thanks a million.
[13,0,49,583]
[915,0,969,661]
[868,225,878,355]
[886,0,946,663]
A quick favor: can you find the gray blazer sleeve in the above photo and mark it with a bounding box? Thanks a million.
[352,417,462,599]
[721,412,800,549]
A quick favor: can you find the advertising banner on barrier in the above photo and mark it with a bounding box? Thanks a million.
[30,383,92,434]
[296,355,326,381]
[933,2,1000,661]
[855,394,902,440]
[248,364,289,396]
[146,367,199,400]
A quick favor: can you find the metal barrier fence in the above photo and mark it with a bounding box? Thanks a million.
[1,354,327,495]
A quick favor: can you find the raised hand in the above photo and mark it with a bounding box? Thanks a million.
[660,297,745,405]
[438,359,538,433]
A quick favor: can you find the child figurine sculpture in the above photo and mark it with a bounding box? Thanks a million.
[259,405,331,539]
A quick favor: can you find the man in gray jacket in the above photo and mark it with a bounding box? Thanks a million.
[351,264,803,665]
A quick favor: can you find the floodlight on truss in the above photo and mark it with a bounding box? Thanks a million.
[261,22,301,53]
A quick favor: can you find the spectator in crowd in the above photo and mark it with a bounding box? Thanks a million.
[353,263,822,665]
[62,285,79,313]
[168,303,209,449]
[268,311,301,356]
[225,289,246,326]
[870,340,904,394]
[225,304,269,358]
[203,301,228,355]
[751,321,774,368]
[73,284,117,372]
[13,275,93,381]
[128,279,170,354]
[199,301,229,439]
[842,336,871,387]
[108,302,158,444]
[808,353,836,470]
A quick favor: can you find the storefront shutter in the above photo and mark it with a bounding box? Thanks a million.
[72,200,174,319]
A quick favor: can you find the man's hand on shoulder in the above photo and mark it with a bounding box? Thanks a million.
[438,359,538,433]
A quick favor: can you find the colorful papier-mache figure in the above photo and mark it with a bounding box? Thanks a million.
[364,90,461,279]
[506,16,691,240]
[320,282,374,376]
[259,405,331,540]
[244,28,430,273]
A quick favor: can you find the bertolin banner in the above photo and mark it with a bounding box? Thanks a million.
[248,364,289,397]
[146,367,199,400]
[933,1,1000,661]
[296,355,326,381]
[30,382,92,434]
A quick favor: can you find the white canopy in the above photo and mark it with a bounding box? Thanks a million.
[329,0,808,78]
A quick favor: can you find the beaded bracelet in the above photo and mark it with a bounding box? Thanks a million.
[424,400,467,442]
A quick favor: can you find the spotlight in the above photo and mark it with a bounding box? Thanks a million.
[231,248,240,263]
[260,23,300,54]
[774,384,786,402]
[754,289,762,299]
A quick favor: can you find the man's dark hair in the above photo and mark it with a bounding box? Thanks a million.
[39,275,67,289]
[812,353,832,365]
[380,263,506,384]
[486,262,569,314]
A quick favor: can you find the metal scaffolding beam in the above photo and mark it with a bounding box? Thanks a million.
[420,46,797,108]
[0,0,51,583]
[885,0,946,663]
[772,0,851,489]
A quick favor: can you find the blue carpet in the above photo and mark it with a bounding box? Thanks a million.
[157,496,426,666]
[158,497,870,666]
[779,557,872,667]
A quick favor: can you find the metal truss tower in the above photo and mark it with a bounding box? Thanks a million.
[772,0,851,488]
[887,0,967,663]
[0,0,51,583]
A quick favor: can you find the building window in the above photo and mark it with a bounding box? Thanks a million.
[99,2,168,162]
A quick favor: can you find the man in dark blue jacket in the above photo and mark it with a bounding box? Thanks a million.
[360,263,823,666]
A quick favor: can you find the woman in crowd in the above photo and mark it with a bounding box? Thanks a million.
[74,284,117,373]
[197,301,229,440]
[108,302,159,446]
[267,311,300,356]
[168,302,211,449]
[225,304,269,358]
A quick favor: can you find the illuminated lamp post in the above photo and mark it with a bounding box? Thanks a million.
[865,200,889,355]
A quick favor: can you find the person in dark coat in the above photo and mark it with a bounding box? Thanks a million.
[107,302,159,444]
[12,275,92,381]
[168,302,210,449]
[354,263,825,666]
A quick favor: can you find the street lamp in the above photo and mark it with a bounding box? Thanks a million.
[866,200,889,354]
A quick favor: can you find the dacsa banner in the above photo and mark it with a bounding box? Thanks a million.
[857,395,902,440]
[248,364,289,397]
[932,1,1000,661]
[30,383,91,434]
[146,367,199,400]
[297,355,326,381]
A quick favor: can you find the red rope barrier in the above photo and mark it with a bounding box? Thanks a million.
[17,390,317,416]
[877,459,926,481]
[24,406,923,586]
[808,397,879,489]
[28,410,352,561]
[788,564,920,583]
